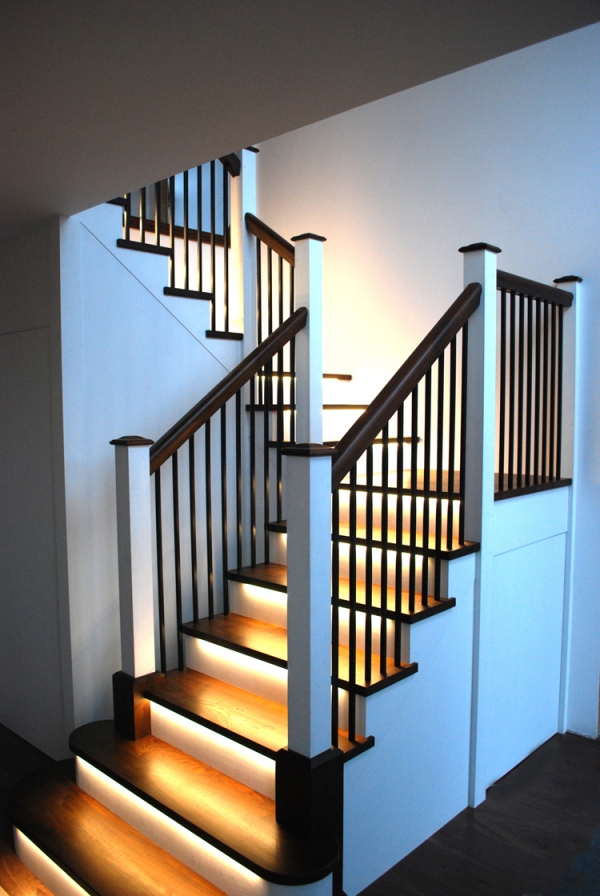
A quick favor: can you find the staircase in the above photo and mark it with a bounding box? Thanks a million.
[2,149,580,896]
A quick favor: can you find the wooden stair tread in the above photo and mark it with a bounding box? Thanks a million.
[70,722,337,885]
[9,765,225,896]
[0,844,53,896]
[180,612,418,696]
[227,565,455,623]
[146,668,287,757]
[145,668,373,760]
[182,613,287,666]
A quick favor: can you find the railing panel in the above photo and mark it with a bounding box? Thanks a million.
[331,287,479,744]
[495,272,572,497]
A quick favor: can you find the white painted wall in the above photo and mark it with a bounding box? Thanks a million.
[0,220,74,758]
[61,204,243,732]
[256,23,600,741]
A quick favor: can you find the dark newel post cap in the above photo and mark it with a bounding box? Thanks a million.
[291,233,327,243]
[554,275,583,284]
[244,146,260,153]
[459,242,502,254]
[281,443,337,457]
[110,436,154,446]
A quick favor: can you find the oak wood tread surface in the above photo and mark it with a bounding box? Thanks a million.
[227,565,457,622]
[8,765,225,896]
[0,847,53,896]
[144,668,372,760]
[70,722,337,885]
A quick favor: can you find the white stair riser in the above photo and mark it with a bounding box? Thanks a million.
[185,635,287,706]
[14,829,88,896]
[150,702,276,799]
[229,580,287,627]
[75,760,331,896]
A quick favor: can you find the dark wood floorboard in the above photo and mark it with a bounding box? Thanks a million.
[359,732,600,896]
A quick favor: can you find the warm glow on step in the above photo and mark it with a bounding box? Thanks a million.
[230,582,287,627]
[150,702,276,799]
[186,637,287,705]
[14,828,88,896]
[75,759,267,896]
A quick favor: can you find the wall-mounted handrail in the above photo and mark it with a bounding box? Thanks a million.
[497,271,573,307]
[150,307,307,473]
[245,213,296,266]
[332,282,482,489]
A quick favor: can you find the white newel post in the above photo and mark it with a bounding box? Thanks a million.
[110,436,156,680]
[230,147,258,355]
[283,232,333,759]
[458,242,500,807]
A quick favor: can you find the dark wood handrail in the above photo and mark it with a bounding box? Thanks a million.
[331,283,482,489]
[245,213,295,266]
[150,307,307,473]
[497,270,573,307]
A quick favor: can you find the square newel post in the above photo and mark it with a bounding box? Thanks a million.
[110,435,158,739]
[229,148,258,355]
[458,242,501,807]
[276,234,343,870]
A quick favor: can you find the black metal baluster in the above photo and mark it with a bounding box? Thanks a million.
[172,452,184,671]
[263,360,272,562]
[250,376,257,567]
[459,323,469,546]
[268,248,273,336]
[236,390,243,570]
[394,406,404,666]
[549,303,557,479]
[140,186,147,243]
[154,182,161,247]
[380,424,389,674]
[331,488,340,747]
[205,419,214,618]
[447,337,457,549]
[169,176,176,289]
[197,165,203,294]
[498,289,507,492]
[276,348,284,521]
[223,162,230,332]
[508,291,516,490]
[517,293,525,487]
[557,306,564,479]
[189,435,198,624]
[542,301,549,482]
[408,390,418,613]
[534,298,542,483]
[365,444,374,684]
[348,464,358,741]
[183,170,189,291]
[422,367,432,603]
[435,354,444,600]
[221,405,229,615]
[210,161,216,330]
[125,193,131,241]
[278,255,284,330]
[154,469,167,673]
[526,295,534,486]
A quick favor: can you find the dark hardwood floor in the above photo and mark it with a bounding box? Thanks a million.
[360,732,600,896]
[1,724,600,896]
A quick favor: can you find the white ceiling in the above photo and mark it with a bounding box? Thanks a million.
[1,1,598,237]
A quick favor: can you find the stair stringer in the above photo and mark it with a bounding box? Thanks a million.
[341,552,476,896]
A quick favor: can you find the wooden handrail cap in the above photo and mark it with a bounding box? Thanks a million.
[281,443,337,457]
[459,242,502,254]
[110,436,154,446]
[291,233,326,242]
[554,275,583,284]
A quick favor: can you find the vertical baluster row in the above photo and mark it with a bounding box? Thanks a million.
[516,293,525,487]
[525,295,534,486]
[447,337,457,549]
[556,306,564,479]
